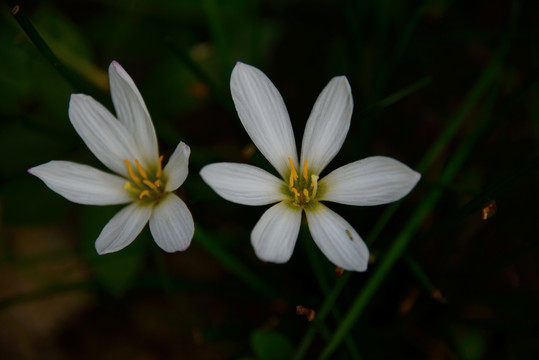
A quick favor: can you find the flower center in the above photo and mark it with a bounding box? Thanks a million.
[288,157,319,208]
[123,156,165,202]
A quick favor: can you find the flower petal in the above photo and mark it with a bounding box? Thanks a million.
[95,202,152,254]
[300,76,353,175]
[149,194,194,252]
[109,61,159,164]
[319,156,421,206]
[305,203,369,271]
[69,94,144,177]
[163,141,190,192]
[200,162,285,206]
[230,62,298,178]
[28,161,132,205]
[251,202,302,263]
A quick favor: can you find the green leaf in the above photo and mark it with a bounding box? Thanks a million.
[251,330,293,360]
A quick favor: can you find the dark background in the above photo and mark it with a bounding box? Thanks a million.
[1,0,538,359]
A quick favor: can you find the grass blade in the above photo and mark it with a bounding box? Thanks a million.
[11,5,93,94]
[319,54,506,360]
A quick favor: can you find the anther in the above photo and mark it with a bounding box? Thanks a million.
[296,305,316,321]
[139,189,150,199]
[288,157,298,187]
[302,159,308,180]
[154,179,162,188]
[291,188,300,199]
[135,159,148,179]
[156,155,164,179]
[124,159,141,183]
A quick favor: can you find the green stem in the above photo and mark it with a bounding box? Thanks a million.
[293,74,433,359]
[319,185,440,359]
[293,272,352,360]
[358,76,432,119]
[296,26,511,360]
[372,0,433,98]
[11,4,88,93]
[301,236,362,360]
[318,56,506,360]
[404,254,444,301]
[416,65,502,173]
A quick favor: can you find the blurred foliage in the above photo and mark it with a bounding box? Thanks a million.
[1,0,538,359]
[250,330,293,360]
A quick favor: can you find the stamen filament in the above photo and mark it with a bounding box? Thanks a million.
[303,189,310,202]
[135,159,148,179]
[139,189,150,199]
[302,159,308,180]
[124,157,165,201]
[143,179,159,192]
[124,159,141,183]
[156,155,164,179]
[288,157,298,187]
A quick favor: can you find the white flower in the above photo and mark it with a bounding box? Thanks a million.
[200,62,421,271]
[29,61,194,254]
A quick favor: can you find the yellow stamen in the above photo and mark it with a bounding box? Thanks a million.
[135,159,148,179]
[291,188,300,199]
[143,179,159,192]
[303,189,310,202]
[139,189,150,199]
[288,157,298,187]
[156,155,164,179]
[124,159,141,183]
[124,157,165,201]
[302,159,308,180]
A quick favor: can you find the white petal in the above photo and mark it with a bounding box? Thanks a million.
[319,156,421,206]
[300,76,353,175]
[305,203,369,271]
[149,194,194,252]
[69,94,144,177]
[230,62,298,178]
[200,163,285,206]
[163,141,190,192]
[109,61,159,164]
[251,202,302,263]
[28,161,132,205]
[95,202,152,254]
